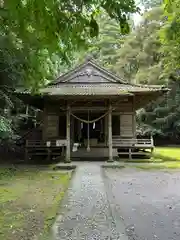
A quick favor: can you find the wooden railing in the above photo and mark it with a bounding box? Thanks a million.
[26,137,154,149]
[26,139,67,148]
[112,136,154,148]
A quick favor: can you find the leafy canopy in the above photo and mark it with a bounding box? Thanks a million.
[0,0,138,142]
[160,0,180,75]
[0,0,138,89]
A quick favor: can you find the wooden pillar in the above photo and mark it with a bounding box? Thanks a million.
[66,105,71,163]
[71,116,74,144]
[26,105,29,116]
[42,107,47,140]
[108,103,113,162]
[129,148,132,160]
[25,140,28,162]
[132,95,136,137]
[104,114,108,146]
[150,135,154,158]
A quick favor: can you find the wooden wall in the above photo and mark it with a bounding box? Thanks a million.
[116,101,133,112]
[120,113,135,137]
[112,112,136,138]
[43,114,59,139]
[113,98,136,138]
[42,97,136,140]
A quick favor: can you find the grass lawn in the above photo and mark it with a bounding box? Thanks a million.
[130,161,180,170]
[154,147,180,161]
[126,147,180,170]
[0,165,72,240]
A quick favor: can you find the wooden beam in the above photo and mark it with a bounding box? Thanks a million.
[70,106,132,111]
[69,100,78,106]
[66,104,71,162]
[108,103,113,162]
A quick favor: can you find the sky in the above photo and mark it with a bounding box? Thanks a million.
[133,4,145,26]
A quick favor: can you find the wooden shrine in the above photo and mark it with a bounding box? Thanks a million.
[16,58,168,161]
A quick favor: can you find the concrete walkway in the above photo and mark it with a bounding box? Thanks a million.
[52,163,128,240]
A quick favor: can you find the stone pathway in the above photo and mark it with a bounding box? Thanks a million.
[53,163,128,240]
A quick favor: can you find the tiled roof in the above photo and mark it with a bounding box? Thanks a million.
[15,59,169,96]
[40,83,167,96]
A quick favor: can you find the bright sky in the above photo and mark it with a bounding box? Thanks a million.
[133,4,145,26]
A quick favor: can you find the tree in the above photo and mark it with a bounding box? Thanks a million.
[111,7,165,84]
[76,7,165,84]
[137,77,180,141]
[0,0,138,89]
[76,13,126,70]
[160,0,180,76]
[73,5,180,142]
[0,0,139,144]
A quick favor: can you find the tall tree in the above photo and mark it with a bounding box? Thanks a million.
[160,0,180,77]
[113,7,164,84]
[76,14,126,69]
[74,5,180,141]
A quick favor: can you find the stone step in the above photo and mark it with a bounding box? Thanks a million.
[71,147,118,158]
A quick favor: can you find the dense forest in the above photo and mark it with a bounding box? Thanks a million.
[0,0,180,156]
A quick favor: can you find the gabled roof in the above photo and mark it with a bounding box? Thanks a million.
[15,58,169,109]
[41,57,168,96]
[16,58,169,97]
[49,57,126,85]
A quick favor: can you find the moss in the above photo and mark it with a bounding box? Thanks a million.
[0,167,72,240]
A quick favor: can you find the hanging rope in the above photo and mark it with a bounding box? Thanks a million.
[71,110,109,124]
[71,108,115,152]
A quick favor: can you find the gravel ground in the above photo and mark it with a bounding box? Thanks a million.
[104,168,180,240]
[53,163,128,240]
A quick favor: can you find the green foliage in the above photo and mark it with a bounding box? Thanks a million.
[160,0,180,75]
[0,0,139,143]
[75,6,180,140]
[138,79,180,139]
[0,116,13,140]
[0,0,138,88]
[113,7,165,84]
[76,7,165,84]
[75,13,128,71]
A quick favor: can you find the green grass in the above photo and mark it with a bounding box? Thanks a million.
[128,147,180,170]
[154,147,180,161]
[130,162,180,170]
[0,165,72,240]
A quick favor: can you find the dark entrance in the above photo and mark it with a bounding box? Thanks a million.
[73,113,105,143]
